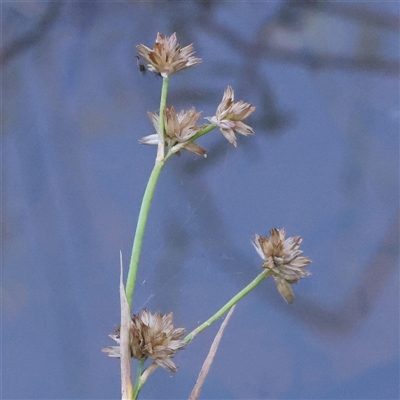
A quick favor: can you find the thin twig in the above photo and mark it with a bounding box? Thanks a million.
[189,305,237,400]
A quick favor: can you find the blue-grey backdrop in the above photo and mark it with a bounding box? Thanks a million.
[3,1,399,399]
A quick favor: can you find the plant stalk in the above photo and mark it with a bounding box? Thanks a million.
[184,269,272,343]
[125,160,166,309]
[156,76,169,163]
[132,358,146,400]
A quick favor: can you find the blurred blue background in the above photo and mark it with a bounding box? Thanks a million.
[2,1,399,399]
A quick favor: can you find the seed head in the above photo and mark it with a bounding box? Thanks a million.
[103,309,186,373]
[136,32,201,78]
[252,229,311,304]
[140,106,207,157]
[206,86,256,147]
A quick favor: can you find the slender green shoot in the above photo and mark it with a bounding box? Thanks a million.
[170,124,216,155]
[125,160,166,309]
[184,269,272,343]
[132,358,146,400]
[190,123,216,141]
[125,76,170,309]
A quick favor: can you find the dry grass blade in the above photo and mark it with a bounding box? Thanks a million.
[119,251,133,399]
[189,305,237,400]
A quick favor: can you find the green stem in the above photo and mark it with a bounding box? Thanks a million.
[184,269,272,343]
[125,160,166,309]
[132,358,146,400]
[156,76,169,163]
[169,124,216,156]
[191,123,216,141]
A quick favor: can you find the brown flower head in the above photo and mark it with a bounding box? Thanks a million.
[140,106,207,157]
[103,309,186,373]
[206,86,256,147]
[136,32,201,78]
[252,229,311,304]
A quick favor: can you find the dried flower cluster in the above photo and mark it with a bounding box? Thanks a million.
[253,229,311,304]
[206,86,256,147]
[137,33,256,155]
[103,309,186,373]
[137,32,201,78]
[140,106,207,156]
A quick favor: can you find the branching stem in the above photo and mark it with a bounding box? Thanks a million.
[184,269,272,343]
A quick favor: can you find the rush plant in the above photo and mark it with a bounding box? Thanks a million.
[103,32,312,400]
